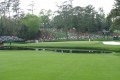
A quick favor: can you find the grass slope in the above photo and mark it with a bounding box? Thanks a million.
[5,41,120,52]
[0,51,120,80]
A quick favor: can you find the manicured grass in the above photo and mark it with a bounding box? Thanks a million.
[5,41,120,52]
[0,51,120,80]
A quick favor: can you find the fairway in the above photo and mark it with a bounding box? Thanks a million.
[0,51,120,80]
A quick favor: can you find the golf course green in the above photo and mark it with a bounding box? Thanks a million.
[1,41,120,80]
[0,50,120,80]
[5,41,120,52]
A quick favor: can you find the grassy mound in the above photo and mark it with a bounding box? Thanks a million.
[5,41,120,52]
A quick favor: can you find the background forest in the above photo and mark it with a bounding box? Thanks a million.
[0,0,119,41]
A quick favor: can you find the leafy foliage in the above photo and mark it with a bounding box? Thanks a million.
[0,0,112,40]
[18,14,41,40]
[108,0,120,30]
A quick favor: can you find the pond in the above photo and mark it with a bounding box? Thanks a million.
[0,46,112,54]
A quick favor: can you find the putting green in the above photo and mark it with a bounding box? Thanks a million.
[0,51,120,80]
[5,41,120,52]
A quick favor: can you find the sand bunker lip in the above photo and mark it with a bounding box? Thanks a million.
[103,41,120,45]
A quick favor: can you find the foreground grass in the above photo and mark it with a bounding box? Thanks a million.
[5,41,120,52]
[0,51,120,80]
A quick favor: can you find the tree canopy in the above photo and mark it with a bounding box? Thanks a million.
[18,14,41,40]
[0,0,114,40]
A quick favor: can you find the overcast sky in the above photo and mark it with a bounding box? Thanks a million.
[20,0,115,15]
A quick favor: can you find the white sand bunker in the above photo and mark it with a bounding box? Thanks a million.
[103,41,120,45]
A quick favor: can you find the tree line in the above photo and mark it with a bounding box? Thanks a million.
[0,0,118,40]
